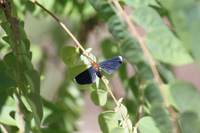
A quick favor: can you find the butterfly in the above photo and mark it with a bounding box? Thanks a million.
[74,56,122,85]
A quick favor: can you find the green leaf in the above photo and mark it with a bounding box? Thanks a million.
[101,39,120,59]
[144,83,163,104]
[169,80,200,117]
[129,76,140,102]
[150,105,173,133]
[18,23,27,39]
[136,60,154,81]
[132,6,164,32]
[88,0,114,20]
[1,22,12,35]
[24,69,40,94]
[5,68,17,81]
[122,119,133,132]
[11,1,18,18]
[179,112,200,133]
[90,89,107,106]
[3,52,16,68]
[119,63,129,91]
[120,36,144,64]
[0,61,16,89]
[138,116,161,133]
[108,15,129,40]
[110,127,125,133]
[114,103,127,121]
[26,93,43,129]
[145,26,193,65]
[124,0,160,8]
[0,61,17,125]
[20,55,34,70]
[0,97,17,126]
[98,111,118,133]
[61,46,79,68]
[2,35,15,48]
[191,23,200,66]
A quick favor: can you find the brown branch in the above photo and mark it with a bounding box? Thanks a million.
[29,0,133,132]
[110,0,179,132]
[3,0,23,132]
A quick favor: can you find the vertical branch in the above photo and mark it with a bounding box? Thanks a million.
[3,0,23,132]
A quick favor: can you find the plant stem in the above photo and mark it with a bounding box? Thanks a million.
[4,0,23,132]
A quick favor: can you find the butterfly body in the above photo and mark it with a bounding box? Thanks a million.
[74,56,122,85]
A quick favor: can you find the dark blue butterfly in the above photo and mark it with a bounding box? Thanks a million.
[74,56,122,85]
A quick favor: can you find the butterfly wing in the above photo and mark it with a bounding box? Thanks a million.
[98,56,122,74]
[74,66,96,85]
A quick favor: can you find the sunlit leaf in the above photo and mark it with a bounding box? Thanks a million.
[132,6,164,32]
[110,126,125,133]
[98,111,118,133]
[61,46,79,68]
[145,26,193,65]
[170,80,200,117]
[138,116,161,133]
[91,89,107,106]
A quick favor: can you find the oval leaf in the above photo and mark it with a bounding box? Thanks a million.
[145,26,193,65]
[120,36,144,64]
[91,89,107,106]
[170,80,200,117]
[138,116,161,133]
[108,15,129,40]
[132,6,164,32]
[144,83,163,105]
[179,112,200,133]
[61,46,79,68]
[98,111,118,133]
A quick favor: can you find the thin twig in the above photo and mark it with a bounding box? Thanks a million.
[102,77,133,133]
[4,0,23,132]
[110,0,179,132]
[29,0,133,132]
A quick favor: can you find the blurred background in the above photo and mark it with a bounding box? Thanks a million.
[1,0,200,132]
